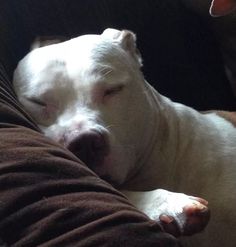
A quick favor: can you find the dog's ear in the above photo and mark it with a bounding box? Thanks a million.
[102,28,142,67]
[31,36,67,50]
[210,0,236,16]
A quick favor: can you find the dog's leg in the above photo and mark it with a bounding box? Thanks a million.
[123,189,210,237]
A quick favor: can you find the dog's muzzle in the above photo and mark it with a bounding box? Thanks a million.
[65,129,110,168]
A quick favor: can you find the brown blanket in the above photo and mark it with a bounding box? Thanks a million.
[0,63,179,246]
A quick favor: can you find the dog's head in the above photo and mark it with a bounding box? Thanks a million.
[13,28,154,185]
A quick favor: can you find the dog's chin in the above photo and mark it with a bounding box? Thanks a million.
[78,152,131,187]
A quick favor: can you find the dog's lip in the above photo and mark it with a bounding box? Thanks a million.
[75,152,109,177]
[67,135,110,170]
[75,147,109,164]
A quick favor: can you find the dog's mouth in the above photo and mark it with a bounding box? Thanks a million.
[60,128,132,186]
[73,144,109,170]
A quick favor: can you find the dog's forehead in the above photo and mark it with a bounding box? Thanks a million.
[65,34,123,61]
[21,34,135,99]
[64,35,134,86]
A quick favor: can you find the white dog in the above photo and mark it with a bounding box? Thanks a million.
[13,27,236,246]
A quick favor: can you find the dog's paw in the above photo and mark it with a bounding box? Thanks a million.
[158,195,210,237]
[124,189,210,237]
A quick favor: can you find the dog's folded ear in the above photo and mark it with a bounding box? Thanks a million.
[210,0,236,16]
[102,28,142,67]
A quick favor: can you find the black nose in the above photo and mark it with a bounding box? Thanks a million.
[66,130,109,167]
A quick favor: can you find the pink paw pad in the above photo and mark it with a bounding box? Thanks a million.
[182,197,210,236]
[159,197,210,237]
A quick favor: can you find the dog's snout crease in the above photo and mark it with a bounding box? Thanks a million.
[66,130,109,167]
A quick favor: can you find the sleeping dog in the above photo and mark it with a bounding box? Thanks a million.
[13,27,236,247]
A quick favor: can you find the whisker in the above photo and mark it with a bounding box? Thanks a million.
[104,124,116,130]
[97,66,113,77]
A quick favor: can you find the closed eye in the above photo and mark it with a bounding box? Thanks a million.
[104,84,124,97]
[26,97,47,107]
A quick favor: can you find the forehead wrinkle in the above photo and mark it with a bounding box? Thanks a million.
[88,64,131,88]
[89,64,113,77]
[88,64,114,82]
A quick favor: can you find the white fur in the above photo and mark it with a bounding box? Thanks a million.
[13,29,236,246]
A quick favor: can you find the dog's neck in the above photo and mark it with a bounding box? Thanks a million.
[121,82,235,192]
[121,82,182,190]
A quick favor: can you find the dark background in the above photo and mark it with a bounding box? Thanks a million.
[0,0,235,110]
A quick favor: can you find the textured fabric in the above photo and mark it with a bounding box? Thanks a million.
[0,64,178,246]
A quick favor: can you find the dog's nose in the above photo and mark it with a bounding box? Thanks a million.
[66,130,109,167]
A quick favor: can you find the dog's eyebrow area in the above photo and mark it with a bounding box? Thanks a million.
[94,65,114,78]
[89,64,131,86]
